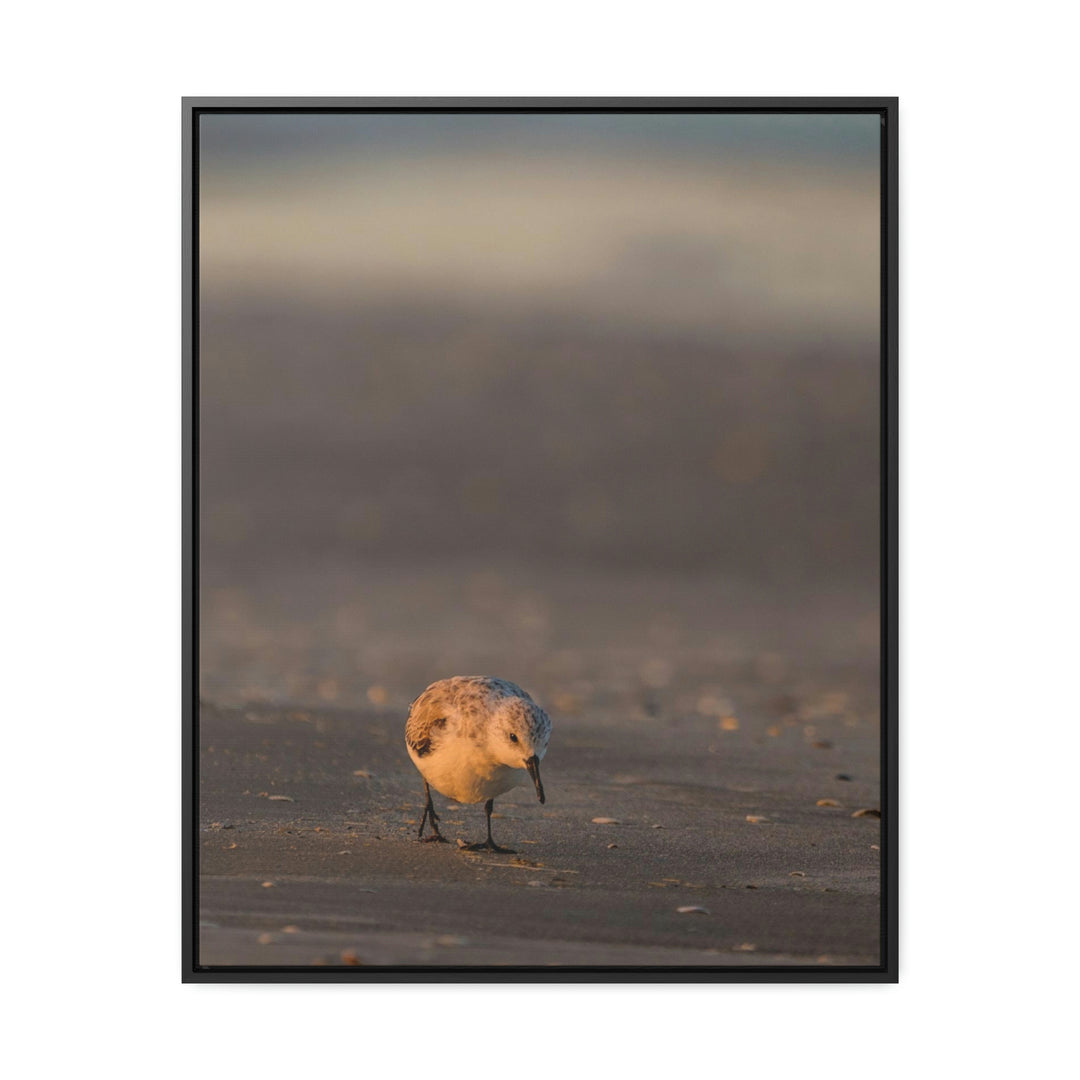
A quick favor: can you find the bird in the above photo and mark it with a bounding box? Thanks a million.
[405,675,551,853]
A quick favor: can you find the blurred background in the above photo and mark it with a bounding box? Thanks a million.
[198,113,881,728]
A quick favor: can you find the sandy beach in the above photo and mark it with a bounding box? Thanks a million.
[194,120,884,971]
[197,563,881,971]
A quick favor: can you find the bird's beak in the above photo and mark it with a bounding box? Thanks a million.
[524,755,545,804]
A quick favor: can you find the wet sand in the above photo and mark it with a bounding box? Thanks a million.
[197,616,881,969]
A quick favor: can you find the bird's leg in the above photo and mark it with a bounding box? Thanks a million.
[418,781,448,843]
[463,798,516,854]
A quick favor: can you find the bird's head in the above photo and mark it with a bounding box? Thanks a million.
[489,701,551,803]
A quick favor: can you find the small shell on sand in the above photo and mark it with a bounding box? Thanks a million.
[677,905,710,915]
[816,798,841,807]
[591,817,619,825]
[852,808,881,818]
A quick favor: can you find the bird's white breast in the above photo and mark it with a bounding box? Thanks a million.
[407,736,525,804]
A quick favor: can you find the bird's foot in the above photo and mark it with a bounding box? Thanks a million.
[418,802,445,842]
[462,839,517,854]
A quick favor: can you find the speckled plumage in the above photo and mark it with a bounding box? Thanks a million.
[405,676,552,849]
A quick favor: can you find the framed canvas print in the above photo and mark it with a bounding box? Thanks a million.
[183,97,898,982]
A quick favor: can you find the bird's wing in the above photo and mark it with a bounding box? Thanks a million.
[405,686,450,758]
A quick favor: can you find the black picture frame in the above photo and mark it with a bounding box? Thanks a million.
[183,97,898,983]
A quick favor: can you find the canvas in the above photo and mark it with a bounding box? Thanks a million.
[183,98,898,982]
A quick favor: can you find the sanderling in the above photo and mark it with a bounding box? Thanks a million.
[405,675,551,853]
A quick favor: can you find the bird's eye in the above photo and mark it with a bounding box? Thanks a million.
[509,733,518,742]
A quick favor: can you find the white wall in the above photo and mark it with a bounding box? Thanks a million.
[4,3,1075,1077]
